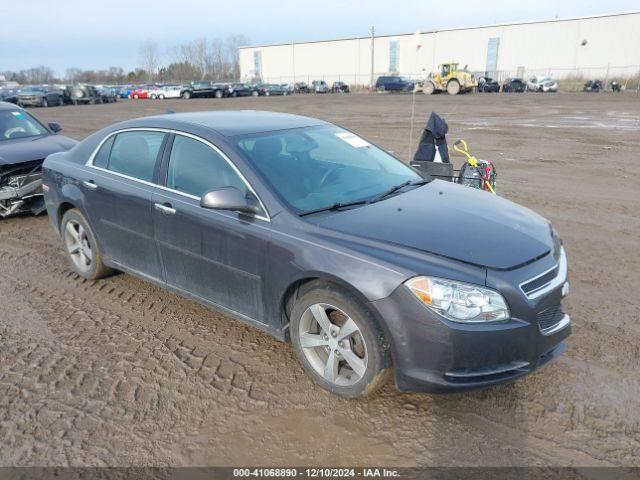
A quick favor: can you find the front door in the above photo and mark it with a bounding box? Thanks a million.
[83,129,167,280]
[153,133,271,324]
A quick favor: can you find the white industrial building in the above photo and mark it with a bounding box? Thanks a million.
[239,11,640,86]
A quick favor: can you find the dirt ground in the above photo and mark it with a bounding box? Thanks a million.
[1,92,639,467]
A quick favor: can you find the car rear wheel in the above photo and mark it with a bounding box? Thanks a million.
[251,90,259,97]
[290,282,390,398]
[215,90,223,99]
[61,209,112,280]
[182,91,191,99]
[41,98,48,108]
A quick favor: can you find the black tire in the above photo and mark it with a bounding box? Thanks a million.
[182,91,191,99]
[289,281,391,398]
[60,209,113,280]
[58,96,64,106]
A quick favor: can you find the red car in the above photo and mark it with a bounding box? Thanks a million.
[129,86,151,99]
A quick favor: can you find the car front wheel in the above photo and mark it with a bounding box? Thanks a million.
[290,282,390,398]
[61,209,113,280]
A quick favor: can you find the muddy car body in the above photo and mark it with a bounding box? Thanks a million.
[477,77,500,93]
[42,110,571,397]
[502,78,526,93]
[0,102,76,218]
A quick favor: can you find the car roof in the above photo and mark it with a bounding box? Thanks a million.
[0,101,20,111]
[126,110,328,137]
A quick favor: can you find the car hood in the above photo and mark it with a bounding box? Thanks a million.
[312,180,554,270]
[0,134,77,166]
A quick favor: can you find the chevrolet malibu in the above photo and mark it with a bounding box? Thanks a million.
[42,111,571,397]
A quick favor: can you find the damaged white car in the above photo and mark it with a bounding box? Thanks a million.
[0,102,76,218]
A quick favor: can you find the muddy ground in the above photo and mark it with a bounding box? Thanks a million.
[1,92,639,467]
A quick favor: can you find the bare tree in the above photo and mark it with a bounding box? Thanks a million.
[226,35,248,79]
[138,39,159,82]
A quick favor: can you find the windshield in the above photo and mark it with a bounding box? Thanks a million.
[235,125,421,213]
[22,86,44,93]
[0,110,49,141]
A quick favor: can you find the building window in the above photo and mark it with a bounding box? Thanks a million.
[253,51,262,79]
[485,37,500,77]
[389,40,399,73]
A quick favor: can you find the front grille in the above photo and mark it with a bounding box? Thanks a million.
[521,266,559,295]
[537,304,564,332]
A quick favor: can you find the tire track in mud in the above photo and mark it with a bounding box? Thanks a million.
[3,94,640,466]
[1,216,638,466]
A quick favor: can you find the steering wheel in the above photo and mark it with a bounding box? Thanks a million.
[5,127,26,139]
[318,165,345,187]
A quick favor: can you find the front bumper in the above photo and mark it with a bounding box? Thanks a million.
[18,97,43,106]
[370,280,570,393]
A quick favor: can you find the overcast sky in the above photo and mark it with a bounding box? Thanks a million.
[1,0,638,74]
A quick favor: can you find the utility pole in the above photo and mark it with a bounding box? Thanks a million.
[370,26,375,89]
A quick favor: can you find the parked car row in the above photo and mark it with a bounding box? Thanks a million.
[120,79,352,101]
[375,73,619,95]
[0,84,120,108]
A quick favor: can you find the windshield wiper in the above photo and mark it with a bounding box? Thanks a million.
[298,200,369,217]
[369,178,429,204]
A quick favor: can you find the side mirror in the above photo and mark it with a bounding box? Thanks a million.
[200,187,259,215]
[48,122,62,133]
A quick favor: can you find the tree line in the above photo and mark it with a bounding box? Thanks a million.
[1,35,248,85]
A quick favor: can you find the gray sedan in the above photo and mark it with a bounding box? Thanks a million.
[42,111,570,397]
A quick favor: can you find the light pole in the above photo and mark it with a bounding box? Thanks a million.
[370,26,375,89]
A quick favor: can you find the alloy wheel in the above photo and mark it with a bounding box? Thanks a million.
[298,303,368,386]
[64,220,93,273]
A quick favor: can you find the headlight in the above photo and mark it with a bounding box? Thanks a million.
[405,276,510,323]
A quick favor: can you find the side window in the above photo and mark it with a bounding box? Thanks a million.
[108,131,165,182]
[93,135,114,168]
[167,135,248,199]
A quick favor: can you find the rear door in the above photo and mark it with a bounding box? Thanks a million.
[152,133,271,324]
[83,129,167,280]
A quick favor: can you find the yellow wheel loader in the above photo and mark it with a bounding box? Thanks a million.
[415,63,478,95]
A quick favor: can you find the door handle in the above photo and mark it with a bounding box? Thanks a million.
[83,180,98,190]
[154,202,176,215]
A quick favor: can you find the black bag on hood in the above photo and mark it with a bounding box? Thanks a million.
[412,112,450,163]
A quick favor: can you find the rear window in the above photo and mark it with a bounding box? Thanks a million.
[93,136,114,168]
